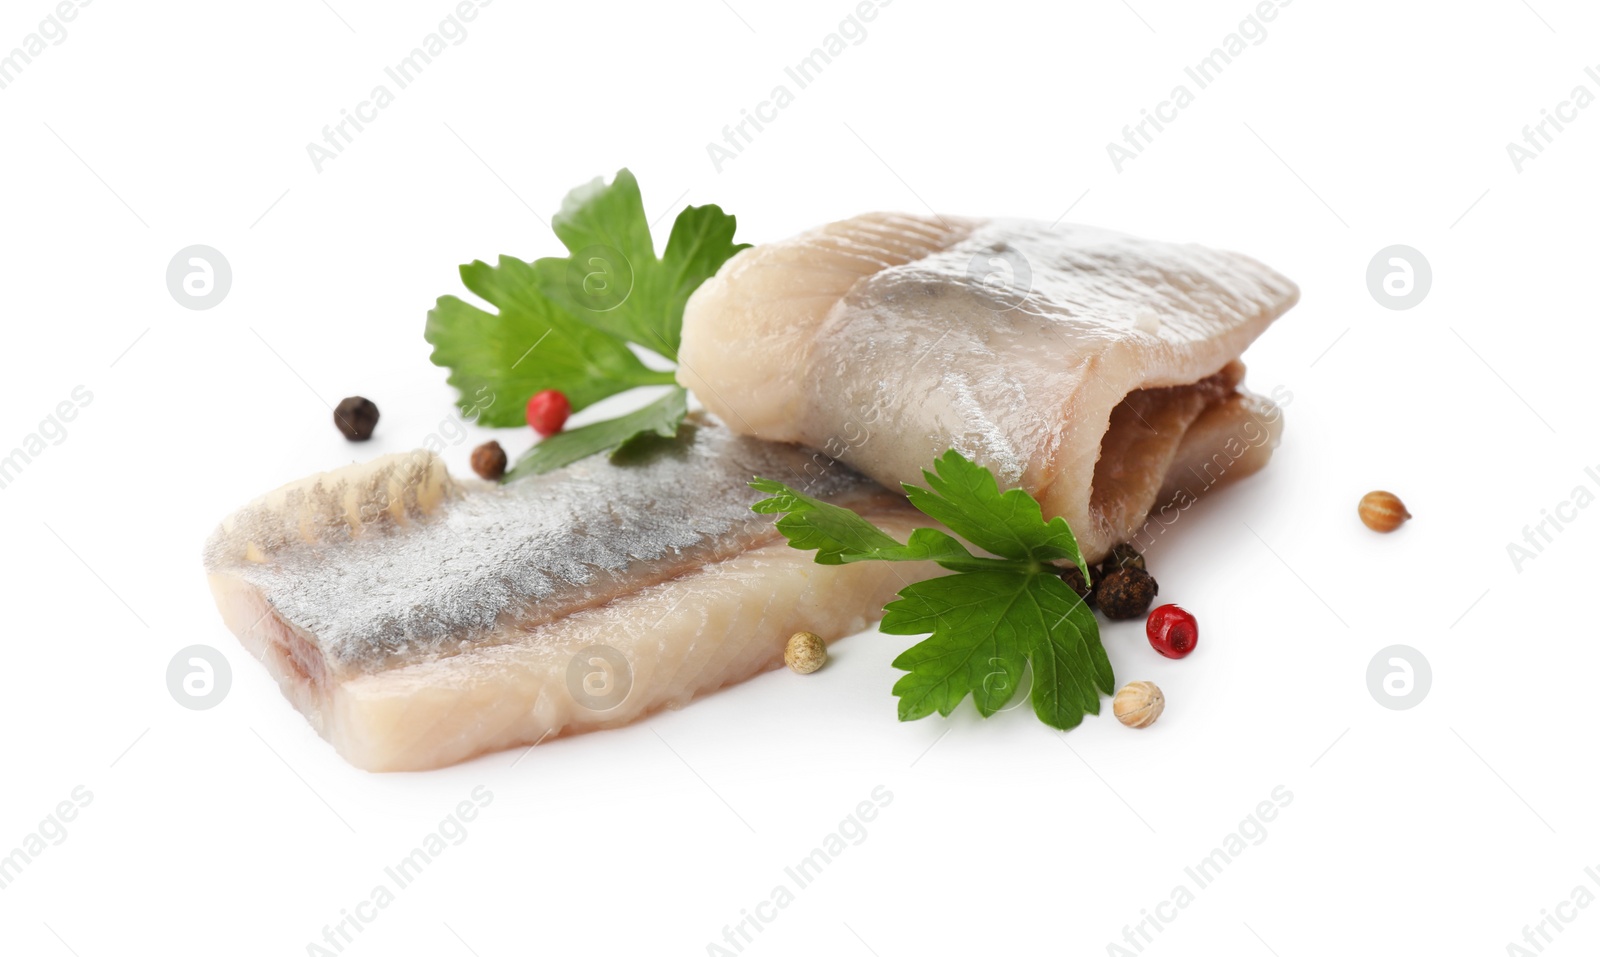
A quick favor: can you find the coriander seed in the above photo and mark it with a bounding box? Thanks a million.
[1113,681,1165,728]
[784,631,827,674]
[1359,490,1410,532]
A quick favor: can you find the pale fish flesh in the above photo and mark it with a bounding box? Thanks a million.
[205,422,937,771]
[206,399,1279,772]
[676,214,1297,561]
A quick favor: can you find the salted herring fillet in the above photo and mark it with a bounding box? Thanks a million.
[677,214,1298,562]
[204,422,938,772]
[204,403,1275,772]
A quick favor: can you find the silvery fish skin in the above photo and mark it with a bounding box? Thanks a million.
[204,422,939,772]
[676,213,1298,561]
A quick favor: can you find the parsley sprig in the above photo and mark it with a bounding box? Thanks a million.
[752,450,1114,730]
[425,169,749,476]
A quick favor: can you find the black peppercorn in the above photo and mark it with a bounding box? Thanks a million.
[1100,542,1146,574]
[1095,566,1158,620]
[471,440,508,481]
[1059,564,1095,605]
[334,396,379,441]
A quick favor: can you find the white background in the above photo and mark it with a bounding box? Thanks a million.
[2,0,1596,954]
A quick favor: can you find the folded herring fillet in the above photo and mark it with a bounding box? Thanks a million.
[676,214,1299,562]
[204,421,940,772]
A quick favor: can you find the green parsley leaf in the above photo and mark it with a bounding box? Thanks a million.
[428,169,750,466]
[653,203,752,355]
[426,256,674,427]
[749,479,994,571]
[533,169,749,360]
[504,386,689,480]
[750,451,1112,731]
[885,572,1109,728]
[550,169,655,268]
[903,449,1092,581]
